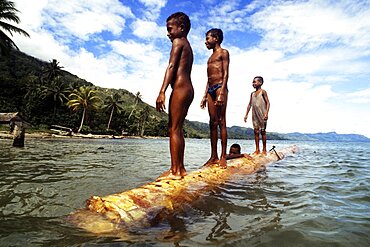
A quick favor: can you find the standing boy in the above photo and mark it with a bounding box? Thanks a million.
[156,12,194,180]
[244,76,270,155]
[200,28,230,168]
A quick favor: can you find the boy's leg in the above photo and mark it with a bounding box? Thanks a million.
[204,94,219,166]
[261,129,267,155]
[253,129,260,155]
[167,88,193,177]
[217,89,228,168]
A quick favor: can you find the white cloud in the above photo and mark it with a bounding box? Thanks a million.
[131,19,165,39]
[12,0,48,30]
[344,88,370,104]
[43,0,134,39]
[13,29,71,63]
[137,0,166,20]
[109,40,164,68]
[250,0,370,53]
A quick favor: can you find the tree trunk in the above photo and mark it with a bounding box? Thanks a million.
[12,123,25,147]
[78,108,86,133]
[107,108,114,130]
[69,146,299,234]
[140,120,146,136]
[128,103,137,119]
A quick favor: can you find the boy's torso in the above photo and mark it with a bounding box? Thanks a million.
[207,49,225,86]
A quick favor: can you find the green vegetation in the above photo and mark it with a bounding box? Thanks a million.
[0,0,30,55]
[0,50,286,139]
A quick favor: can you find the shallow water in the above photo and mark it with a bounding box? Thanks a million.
[0,138,369,246]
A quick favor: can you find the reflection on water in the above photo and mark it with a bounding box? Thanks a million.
[0,138,369,246]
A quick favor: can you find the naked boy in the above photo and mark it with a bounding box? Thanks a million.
[156,12,194,180]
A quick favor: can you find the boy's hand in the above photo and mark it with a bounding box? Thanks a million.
[244,115,248,122]
[215,93,224,106]
[200,96,207,109]
[264,113,268,121]
[156,93,166,112]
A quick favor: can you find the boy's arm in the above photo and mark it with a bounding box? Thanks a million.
[226,153,253,160]
[244,93,253,122]
[262,90,270,120]
[216,49,230,105]
[200,83,209,109]
[156,39,183,112]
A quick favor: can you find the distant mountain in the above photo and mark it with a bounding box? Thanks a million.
[283,131,370,142]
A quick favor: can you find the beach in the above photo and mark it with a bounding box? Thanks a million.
[0,130,158,140]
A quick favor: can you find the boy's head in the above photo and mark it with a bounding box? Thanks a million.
[253,76,264,85]
[229,143,241,155]
[166,12,191,35]
[206,28,223,44]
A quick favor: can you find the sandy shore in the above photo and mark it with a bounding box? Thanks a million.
[0,131,161,140]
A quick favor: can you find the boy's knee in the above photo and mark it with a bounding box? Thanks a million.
[168,126,181,136]
[218,118,226,127]
[254,129,260,134]
[209,118,218,127]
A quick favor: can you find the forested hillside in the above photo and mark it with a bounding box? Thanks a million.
[0,49,285,139]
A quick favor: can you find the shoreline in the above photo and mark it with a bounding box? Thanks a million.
[0,131,163,140]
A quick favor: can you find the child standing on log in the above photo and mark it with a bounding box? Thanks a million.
[156,12,194,180]
[244,76,270,155]
[200,28,230,168]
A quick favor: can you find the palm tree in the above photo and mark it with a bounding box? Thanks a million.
[43,59,64,83]
[67,86,101,133]
[41,76,69,115]
[0,0,30,55]
[128,91,142,119]
[103,93,125,130]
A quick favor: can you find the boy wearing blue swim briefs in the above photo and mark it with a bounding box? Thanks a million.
[200,28,230,168]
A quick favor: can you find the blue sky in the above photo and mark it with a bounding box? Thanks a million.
[12,0,370,137]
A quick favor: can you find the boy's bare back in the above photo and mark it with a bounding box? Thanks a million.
[170,38,193,89]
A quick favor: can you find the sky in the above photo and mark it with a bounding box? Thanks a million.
[10,0,370,137]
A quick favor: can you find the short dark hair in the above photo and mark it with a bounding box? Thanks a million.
[206,28,223,44]
[167,12,191,35]
[253,76,264,84]
[230,143,241,154]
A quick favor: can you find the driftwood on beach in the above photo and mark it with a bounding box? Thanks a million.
[69,145,298,234]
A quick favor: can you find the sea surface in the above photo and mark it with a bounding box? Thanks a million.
[0,138,369,246]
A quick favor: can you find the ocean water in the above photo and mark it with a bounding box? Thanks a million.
[0,138,369,246]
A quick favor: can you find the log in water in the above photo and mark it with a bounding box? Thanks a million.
[69,145,298,234]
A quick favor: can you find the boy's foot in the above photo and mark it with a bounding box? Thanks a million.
[217,157,227,169]
[179,167,187,177]
[261,151,267,156]
[156,170,183,181]
[252,151,261,155]
[203,157,219,167]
